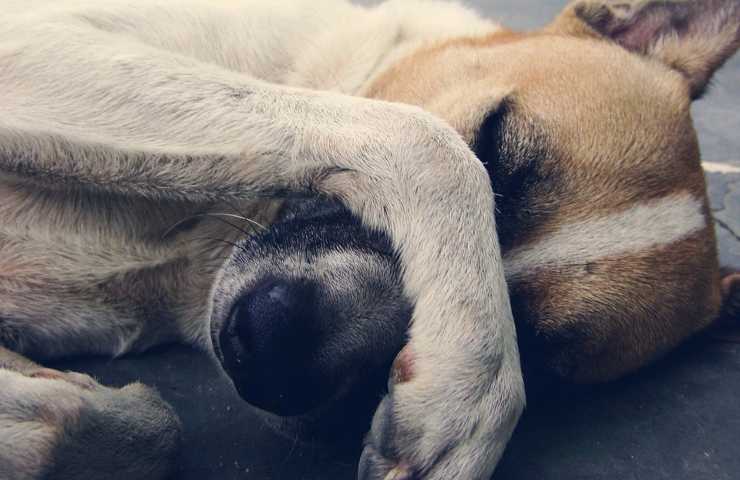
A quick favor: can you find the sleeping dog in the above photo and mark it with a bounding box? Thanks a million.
[1,0,739,479]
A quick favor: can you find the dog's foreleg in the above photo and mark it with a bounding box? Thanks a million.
[0,22,524,479]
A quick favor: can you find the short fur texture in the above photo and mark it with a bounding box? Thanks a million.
[0,1,738,479]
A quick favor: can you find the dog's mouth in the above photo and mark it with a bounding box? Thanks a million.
[208,199,412,428]
[216,300,246,381]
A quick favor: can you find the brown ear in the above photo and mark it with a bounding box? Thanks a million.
[549,0,740,99]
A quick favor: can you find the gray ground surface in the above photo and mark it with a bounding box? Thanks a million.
[56,2,740,479]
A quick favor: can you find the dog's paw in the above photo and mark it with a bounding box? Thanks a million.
[0,368,182,480]
[358,345,525,480]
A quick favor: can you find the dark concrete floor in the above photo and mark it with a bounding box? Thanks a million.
[56,1,740,479]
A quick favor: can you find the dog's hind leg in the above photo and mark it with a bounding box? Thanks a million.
[0,227,194,479]
[0,346,182,480]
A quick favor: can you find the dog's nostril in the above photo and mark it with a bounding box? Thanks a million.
[232,278,315,359]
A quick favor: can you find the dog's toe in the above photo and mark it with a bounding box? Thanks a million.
[28,367,99,390]
[358,443,397,480]
[359,395,416,479]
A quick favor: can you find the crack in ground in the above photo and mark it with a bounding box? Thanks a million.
[715,217,740,243]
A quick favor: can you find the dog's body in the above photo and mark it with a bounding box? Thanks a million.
[1,1,739,479]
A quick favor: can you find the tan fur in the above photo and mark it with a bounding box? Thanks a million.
[0,1,738,478]
[364,26,722,381]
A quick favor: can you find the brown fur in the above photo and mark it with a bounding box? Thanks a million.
[365,13,726,382]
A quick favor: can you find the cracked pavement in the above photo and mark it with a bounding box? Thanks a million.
[709,171,740,268]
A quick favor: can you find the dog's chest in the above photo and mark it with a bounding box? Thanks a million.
[0,180,192,242]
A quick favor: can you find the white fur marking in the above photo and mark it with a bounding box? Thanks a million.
[503,194,706,279]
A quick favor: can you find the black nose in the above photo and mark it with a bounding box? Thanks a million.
[234,279,315,358]
[219,278,325,415]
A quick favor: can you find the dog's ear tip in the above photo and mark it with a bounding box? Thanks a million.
[551,0,740,100]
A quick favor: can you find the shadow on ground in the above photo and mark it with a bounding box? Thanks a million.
[55,329,740,480]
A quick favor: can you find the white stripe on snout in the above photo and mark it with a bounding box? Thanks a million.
[503,193,706,279]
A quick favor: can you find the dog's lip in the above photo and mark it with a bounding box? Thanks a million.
[208,307,224,360]
[210,311,232,366]
[210,292,248,366]
[216,303,253,381]
[211,329,225,364]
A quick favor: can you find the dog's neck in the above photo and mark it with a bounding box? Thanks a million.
[282,0,501,96]
[41,0,499,98]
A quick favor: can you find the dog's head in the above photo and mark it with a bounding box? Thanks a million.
[209,0,739,436]
[365,0,740,382]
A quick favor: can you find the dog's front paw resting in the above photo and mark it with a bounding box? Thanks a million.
[358,344,525,480]
[0,368,182,480]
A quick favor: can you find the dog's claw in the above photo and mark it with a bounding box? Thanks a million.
[359,443,414,480]
[359,392,422,480]
[358,443,396,480]
[385,467,414,480]
[358,365,418,480]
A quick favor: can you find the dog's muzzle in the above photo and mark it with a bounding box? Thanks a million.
[210,199,411,432]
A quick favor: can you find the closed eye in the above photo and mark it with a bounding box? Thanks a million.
[470,101,558,251]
